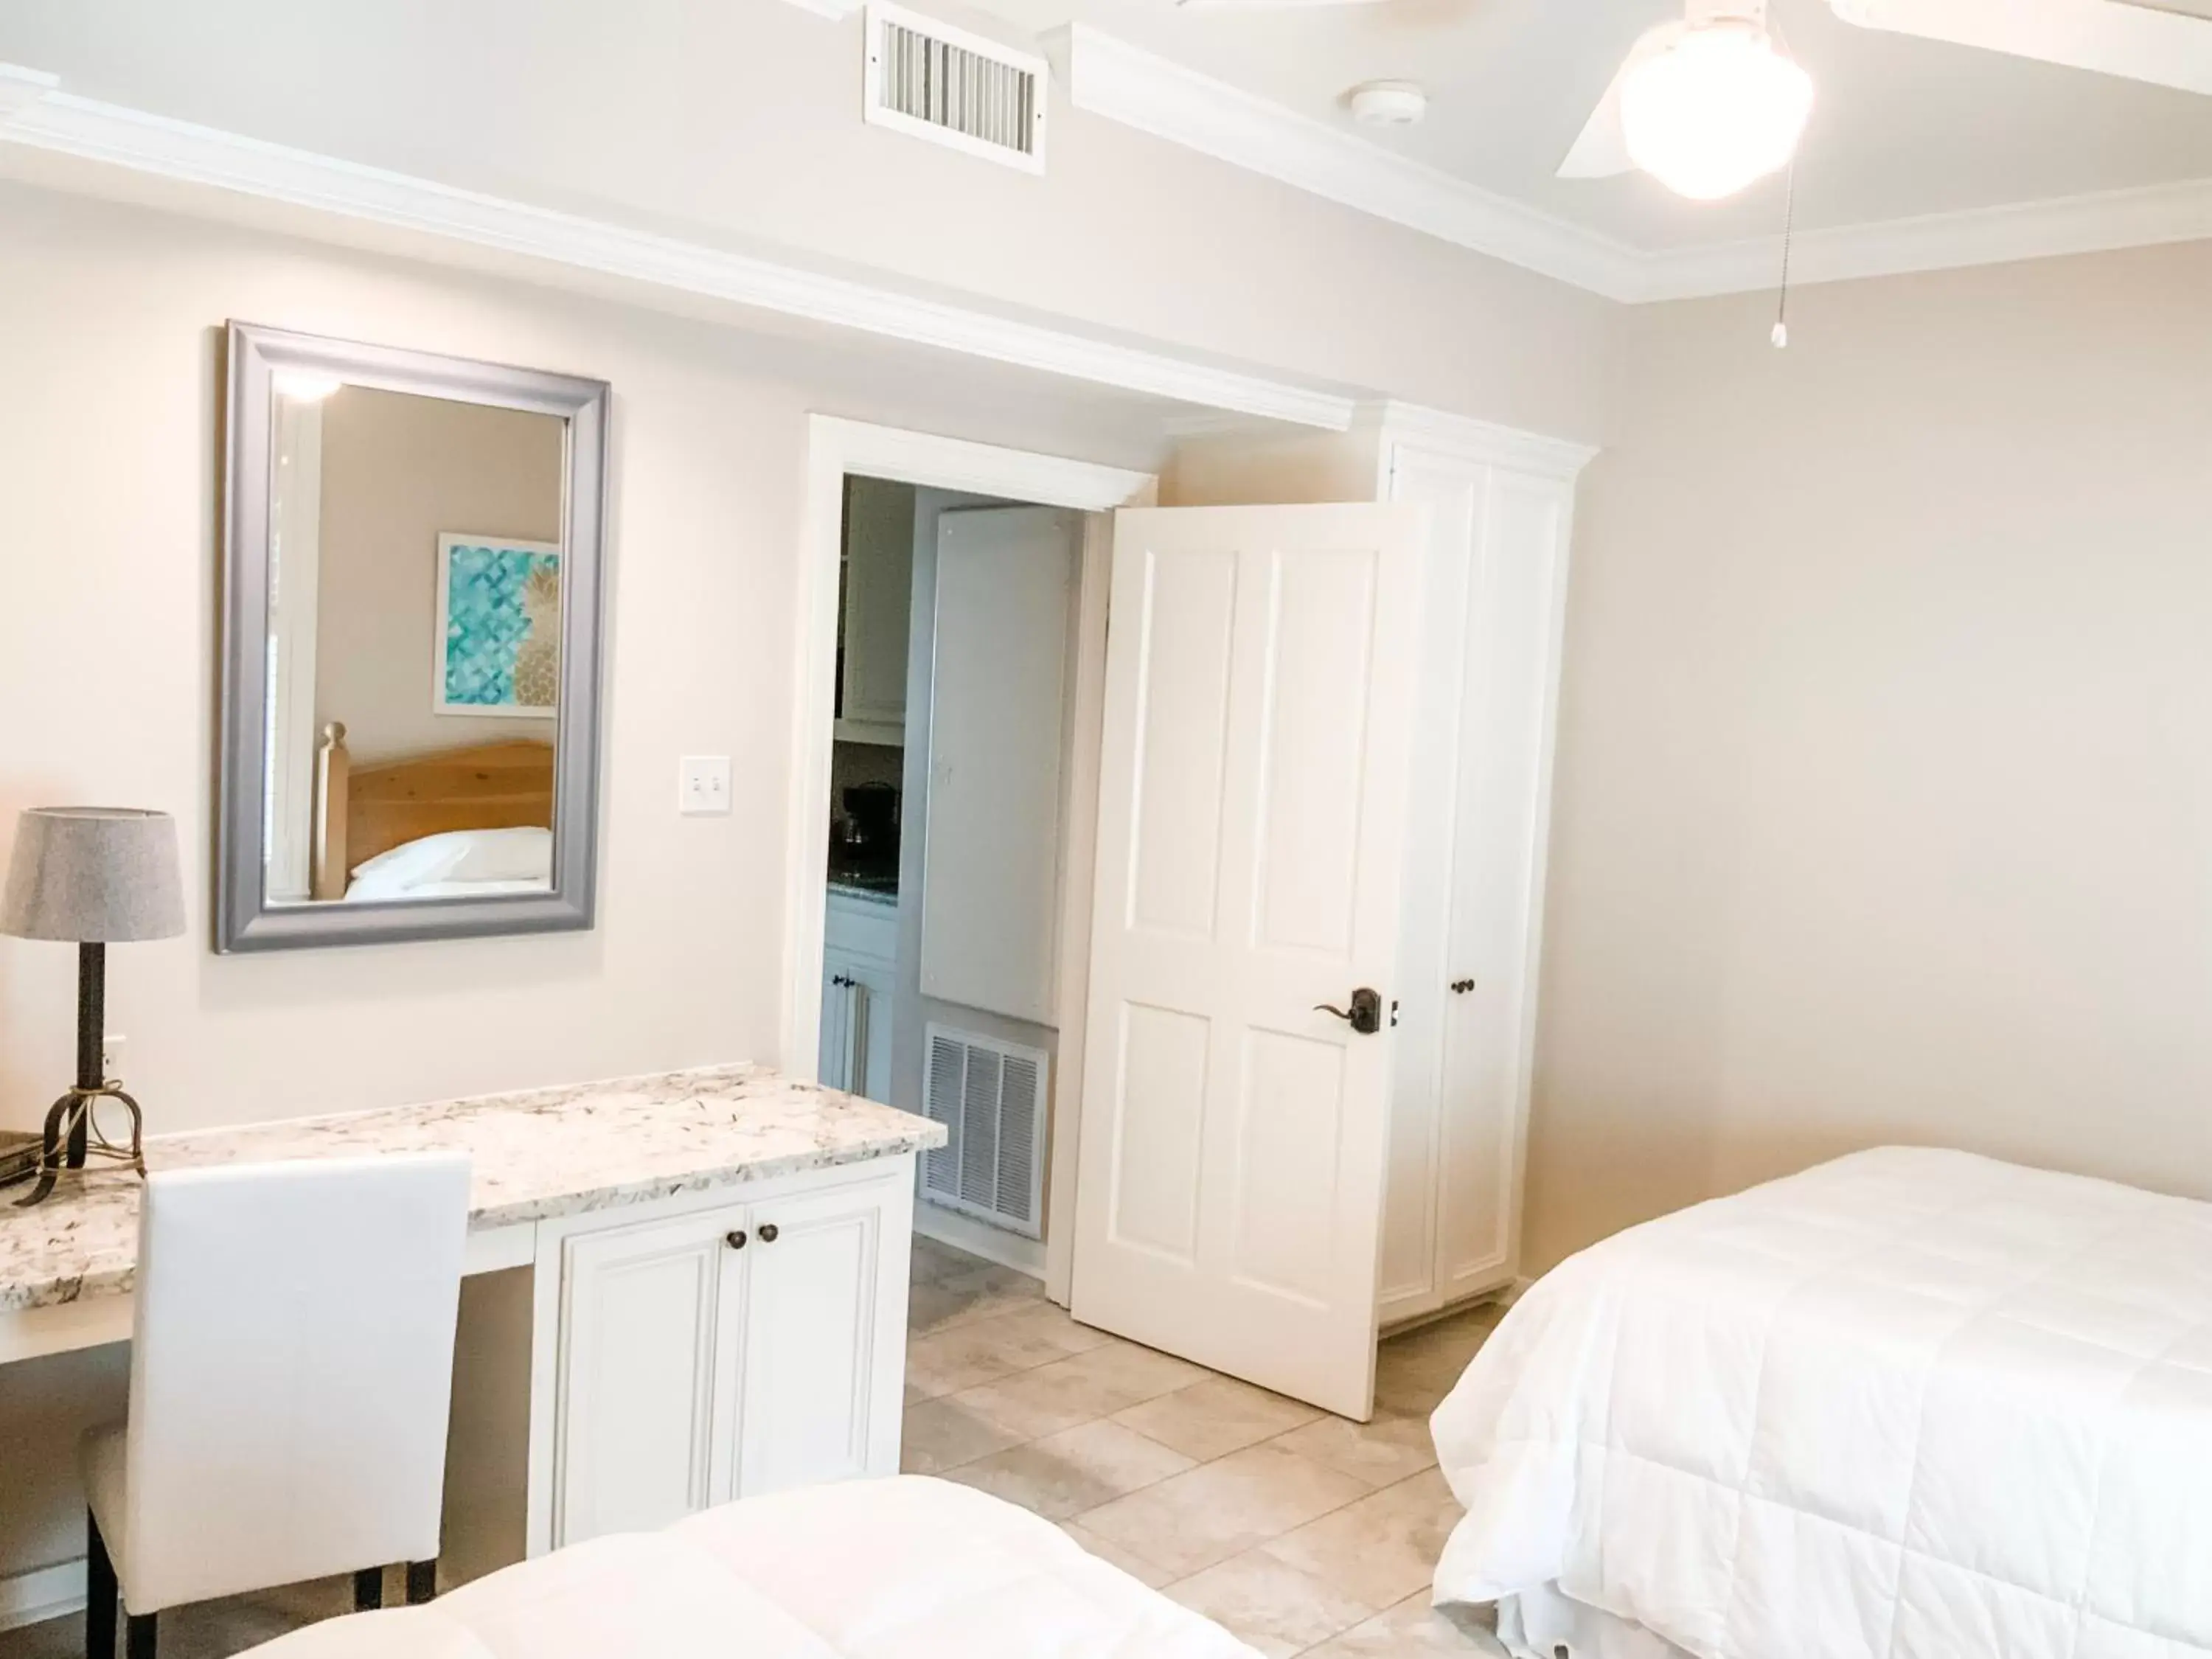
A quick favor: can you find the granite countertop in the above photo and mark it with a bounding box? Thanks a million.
[0,1065,942,1315]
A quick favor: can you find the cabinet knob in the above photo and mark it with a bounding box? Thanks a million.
[1450,978,1476,995]
[725,1229,747,1250]
[757,1222,780,1244]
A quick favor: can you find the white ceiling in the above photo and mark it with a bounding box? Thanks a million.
[981,0,2212,251]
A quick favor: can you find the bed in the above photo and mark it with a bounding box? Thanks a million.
[1429,1147,2212,1659]
[310,724,556,902]
[240,1476,1262,1658]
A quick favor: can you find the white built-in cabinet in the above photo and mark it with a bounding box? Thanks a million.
[539,1156,913,1551]
[1373,420,1585,1327]
[821,890,897,1103]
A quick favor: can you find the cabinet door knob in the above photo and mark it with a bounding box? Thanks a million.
[1450,978,1475,995]
[758,1222,780,1244]
[725,1230,747,1250]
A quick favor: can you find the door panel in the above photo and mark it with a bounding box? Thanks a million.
[1107,1001,1211,1263]
[1436,474,1567,1294]
[734,1180,886,1498]
[1250,547,1380,956]
[1073,503,1426,1419]
[555,1211,740,1546]
[1231,1026,1347,1304]
[1124,546,1238,937]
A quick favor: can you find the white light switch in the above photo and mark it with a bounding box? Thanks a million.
[678,755,732,815]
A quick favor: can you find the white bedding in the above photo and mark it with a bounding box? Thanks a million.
[344,827,552,902]
[1430,1147,2212,1659]
[243,1476,1262,1658]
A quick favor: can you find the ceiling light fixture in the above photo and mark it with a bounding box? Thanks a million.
[1619,17,1813,201]
[1347,80,1427,127]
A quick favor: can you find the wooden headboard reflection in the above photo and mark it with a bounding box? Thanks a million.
[310,723,555,900]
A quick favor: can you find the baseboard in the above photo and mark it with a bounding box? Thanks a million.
[0,1557,85,1633]
[1378,1279,1521,1339]
[914,1200,1046,1279]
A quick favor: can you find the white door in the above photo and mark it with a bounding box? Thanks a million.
[1070,502,1427,1420]
[733,1173,908,1497]
[554,1210,744,1545]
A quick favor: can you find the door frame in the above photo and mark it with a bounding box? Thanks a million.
[782,416,1156,1304]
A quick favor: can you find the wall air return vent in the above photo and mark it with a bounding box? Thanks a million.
[921,1024,1048,1238]
[865,2,1048,173]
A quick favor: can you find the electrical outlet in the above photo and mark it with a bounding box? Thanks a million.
[678,755,733,816]
[102,1033,126,1080]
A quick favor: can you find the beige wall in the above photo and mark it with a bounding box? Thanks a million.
[0,0,1626,448]
[0,180,1166,1582]
[1528,240,2212,1273]
[314,386,563,764]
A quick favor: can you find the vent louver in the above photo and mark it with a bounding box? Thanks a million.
[865,3,1048,173]
[922,1025,1048,1238]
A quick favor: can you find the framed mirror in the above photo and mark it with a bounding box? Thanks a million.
[217,322,609,951]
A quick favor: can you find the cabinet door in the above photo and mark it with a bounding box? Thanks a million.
[732,1175,908,1498]
[838,476,912,741]
[846,957,894,1105]
[1377,451,1571,1324]
[819,955,856,1092]
[554,1209,745,1546]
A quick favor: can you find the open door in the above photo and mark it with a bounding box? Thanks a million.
[1069,502,1427,1421]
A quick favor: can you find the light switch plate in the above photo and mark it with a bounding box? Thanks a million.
[678,755,733,815]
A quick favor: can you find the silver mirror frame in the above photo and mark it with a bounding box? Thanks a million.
[216,321,611,952]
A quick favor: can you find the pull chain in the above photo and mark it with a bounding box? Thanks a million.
[1772,159,1797,349]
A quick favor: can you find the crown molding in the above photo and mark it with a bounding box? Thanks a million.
[1053,25,2212,305]
[1051,25,1649,302]
[1634,175,2212,301]
[0,63,58,122]
[0,69,1356,431]
[773,0,866,18]
[1359,400,1600,481]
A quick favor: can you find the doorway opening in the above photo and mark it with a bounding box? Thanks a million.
[784,417,1153,1298]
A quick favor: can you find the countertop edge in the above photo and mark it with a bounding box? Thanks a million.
[468,1126,946,1228]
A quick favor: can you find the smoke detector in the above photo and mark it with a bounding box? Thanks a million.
[1346,80,1427,127]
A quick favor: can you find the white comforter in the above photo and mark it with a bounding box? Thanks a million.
[1430,1147,2212,1659]
[246,1477,1260,1658]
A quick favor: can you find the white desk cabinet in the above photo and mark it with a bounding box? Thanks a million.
[537,1155,914,1552]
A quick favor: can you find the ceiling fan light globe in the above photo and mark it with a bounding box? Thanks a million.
[1619,23,1813,201]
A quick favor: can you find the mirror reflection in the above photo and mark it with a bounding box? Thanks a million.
[263,382,566,907]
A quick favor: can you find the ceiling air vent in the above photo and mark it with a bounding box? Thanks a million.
[865,3,1048,174]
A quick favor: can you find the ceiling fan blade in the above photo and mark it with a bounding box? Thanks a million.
[1829,0,2212,94]
[1558,21,1687,178]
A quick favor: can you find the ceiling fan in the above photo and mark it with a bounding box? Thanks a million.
[1563,0,2212,200]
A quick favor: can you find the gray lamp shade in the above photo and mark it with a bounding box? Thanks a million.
[1,808,185,943]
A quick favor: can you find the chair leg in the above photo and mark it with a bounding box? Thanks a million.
[352,1567,383,1612]
[122,1612,155,1659]
[404,1560,437,1605]
[84,1512,116,1659]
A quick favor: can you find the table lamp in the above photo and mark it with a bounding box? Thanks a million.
[1,807,184,1206]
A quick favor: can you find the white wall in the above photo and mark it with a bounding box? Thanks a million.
[0,0,1625,447]
[1528,240,2212,1273]
[0,179,1166,1588]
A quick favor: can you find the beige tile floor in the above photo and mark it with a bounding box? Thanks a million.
[903,1236,1509,1658]
[0,1241,1506,1659]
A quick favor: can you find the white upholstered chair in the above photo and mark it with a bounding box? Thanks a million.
[78,1153,471,1659]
